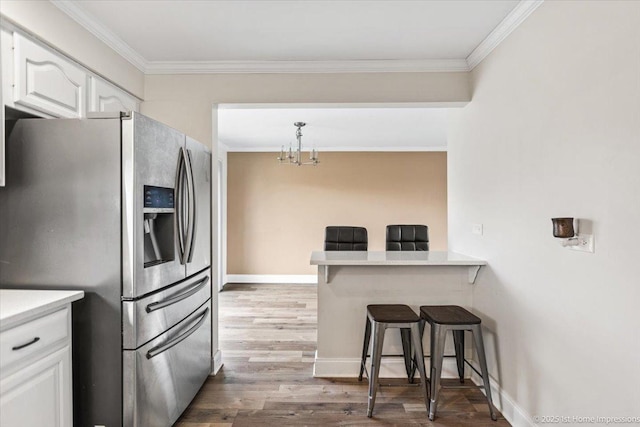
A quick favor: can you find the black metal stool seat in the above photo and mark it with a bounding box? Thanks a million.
[419,305,497,421]
[358,304,428,418]
[367,304,420,323]
[420,305,482,325]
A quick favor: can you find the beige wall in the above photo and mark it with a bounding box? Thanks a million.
[0,0,144,98]
[448,1,640,423]
[142,72,470,148]
[227,152,447,275]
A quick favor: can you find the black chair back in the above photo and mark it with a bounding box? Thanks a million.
[386,225,429,251]
[324,226,368,251]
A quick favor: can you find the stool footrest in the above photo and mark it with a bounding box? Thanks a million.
[364,353,420,358]
[440,383,485,390]
[464,358,483,377]
[379,381,429,388]
[360,365,430,387]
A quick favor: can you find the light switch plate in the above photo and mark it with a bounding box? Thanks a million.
[569,233,594,253]
[472,224,483,235]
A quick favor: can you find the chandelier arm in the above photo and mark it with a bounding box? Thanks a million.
[278,121,318,167]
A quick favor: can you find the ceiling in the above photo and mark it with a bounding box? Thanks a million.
[51,0,541,73]
[61,0,518,61]
[49,0,542,150]
[218,106,448,151]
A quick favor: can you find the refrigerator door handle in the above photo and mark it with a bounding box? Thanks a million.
[184,149,196,263]
[175,148,187,264]
[145,275,210,313]
[146,307,209,359]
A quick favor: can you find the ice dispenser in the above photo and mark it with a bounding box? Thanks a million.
[143,185,175,267]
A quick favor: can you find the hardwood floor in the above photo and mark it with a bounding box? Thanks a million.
[175,284,510,426]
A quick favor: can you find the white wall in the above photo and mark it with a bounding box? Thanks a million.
[448,1,640,424]
[217,143,228,289]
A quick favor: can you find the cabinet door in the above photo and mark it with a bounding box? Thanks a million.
[13,33,86,118]
[88,76,138,113]
[0,346,72,427]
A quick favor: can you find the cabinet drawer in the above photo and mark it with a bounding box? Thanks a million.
[0,307,70,373]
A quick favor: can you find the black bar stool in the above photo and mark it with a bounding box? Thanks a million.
[385,224,429,251]
[358,304,429,418]
[324,226,368,251]
[419,305,497,421]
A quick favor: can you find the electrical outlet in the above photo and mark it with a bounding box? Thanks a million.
[568,233,595,253]
[472,224,483,235]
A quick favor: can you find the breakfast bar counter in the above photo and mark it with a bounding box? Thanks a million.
[310,251,486,378]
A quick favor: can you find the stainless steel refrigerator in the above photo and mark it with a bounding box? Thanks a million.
[0,112,212,426]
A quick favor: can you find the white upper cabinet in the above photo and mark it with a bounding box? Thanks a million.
[88,76,138,114]
[3,30,140,121]
[1,28,141,186]
[13,33,87,118]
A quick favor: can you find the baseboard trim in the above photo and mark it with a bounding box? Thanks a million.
[313,354,462,379]
[225,274,317,284]
[211,349,223,375]
[470,369,534,427]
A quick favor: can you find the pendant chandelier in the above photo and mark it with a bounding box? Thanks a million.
[277,122,319,166]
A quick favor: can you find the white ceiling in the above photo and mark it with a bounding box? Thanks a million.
[218,106,448,151]
[64,0,518,61]
[51,0,541,73]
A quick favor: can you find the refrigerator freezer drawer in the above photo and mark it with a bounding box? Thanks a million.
[122,268,211,349]
[123,301,211,427]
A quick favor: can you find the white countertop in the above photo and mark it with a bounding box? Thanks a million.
[310,250,486,266]
[0,289,84,331]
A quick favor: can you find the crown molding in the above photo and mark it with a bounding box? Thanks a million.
[144,59,469,75]
[219,102,469,109]
[50,0,147,72]
[466,0,544,70]
[221,145,447,153]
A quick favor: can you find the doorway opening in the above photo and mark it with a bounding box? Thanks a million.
[216,102,451,292]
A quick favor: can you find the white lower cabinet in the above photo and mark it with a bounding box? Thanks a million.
[0,346,72,427]
[0,295,80,427]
